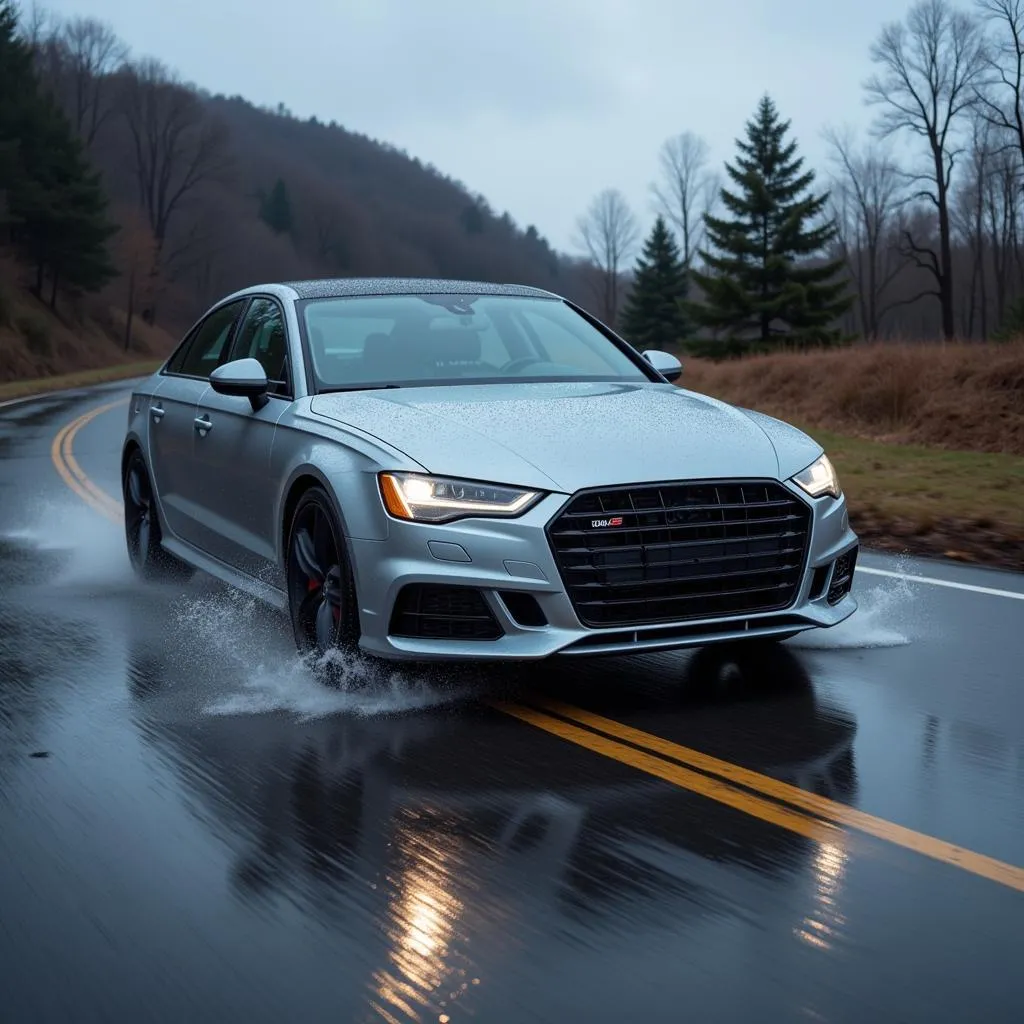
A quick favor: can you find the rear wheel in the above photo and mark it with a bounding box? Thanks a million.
[286,486,360,658]
[122,448,193,582]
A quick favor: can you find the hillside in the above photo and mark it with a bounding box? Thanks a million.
[0,2,598,384]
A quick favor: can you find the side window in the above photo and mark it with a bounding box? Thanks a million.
[230,298,290,396]
[170,301,246,379]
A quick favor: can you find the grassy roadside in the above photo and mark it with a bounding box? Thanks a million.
[0,361,160,402]
[805,428,1024,570]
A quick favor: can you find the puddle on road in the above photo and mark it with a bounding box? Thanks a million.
[1,500,473,722]
[3,498,922,723]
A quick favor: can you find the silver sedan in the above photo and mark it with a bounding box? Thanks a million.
[120,278,858,664]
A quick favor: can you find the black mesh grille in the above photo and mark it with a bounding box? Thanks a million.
[390,584,502,640]
[827,546,858,605]
[546,480,812,628]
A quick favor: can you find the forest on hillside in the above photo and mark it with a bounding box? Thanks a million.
[4,0,1024,379]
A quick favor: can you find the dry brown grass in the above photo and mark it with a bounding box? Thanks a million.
[682,340,1024,456]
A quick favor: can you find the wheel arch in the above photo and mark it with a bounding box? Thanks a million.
[278,467,356,572]
[121,436,143,483]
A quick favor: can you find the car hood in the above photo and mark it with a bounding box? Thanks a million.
[309,382,811,493]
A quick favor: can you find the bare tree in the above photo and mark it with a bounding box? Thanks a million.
[18,1,55,49]
[118,60,230,255]
[953,115,997,336]
[825,128,909,337]
[60,17,128,147]
[974,1,1024,162]
[117,59,231,320]
[650,131,718,267]
[574,189,639,326]
[865,0,987,338]
[983,145,1022,320]
[110,202,158,351]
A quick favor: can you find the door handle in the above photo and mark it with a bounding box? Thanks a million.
[194,414,213,435]
[150,404,165,422]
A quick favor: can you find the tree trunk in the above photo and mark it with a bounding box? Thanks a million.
[124,265,135,351]
[48,272,58,311]
[935,147,955,340]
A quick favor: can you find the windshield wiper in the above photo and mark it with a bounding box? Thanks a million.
[318,383,404,393]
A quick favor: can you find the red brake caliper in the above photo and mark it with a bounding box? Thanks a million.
[308,577,340,621]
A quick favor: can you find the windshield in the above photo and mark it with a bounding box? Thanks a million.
[300,294,653,391]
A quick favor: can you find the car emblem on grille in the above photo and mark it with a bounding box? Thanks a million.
[591,517,623,528]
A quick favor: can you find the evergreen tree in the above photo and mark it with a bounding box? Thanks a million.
[620,215,690,349]
[460,201,485,234]
[259,178,292,234]
[689,95,851,349]
[0,1,117,304]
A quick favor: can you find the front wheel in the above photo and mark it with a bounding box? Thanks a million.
[286,486,360,658]
[122,448,193,582]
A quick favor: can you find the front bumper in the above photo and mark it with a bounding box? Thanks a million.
[350,482,859,662]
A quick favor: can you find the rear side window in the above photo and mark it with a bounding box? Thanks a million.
[166,300,246,378]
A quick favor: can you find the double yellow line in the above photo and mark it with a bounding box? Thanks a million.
[50,398,127,522]
[49,399,1024,894]
[497,700,1024,892]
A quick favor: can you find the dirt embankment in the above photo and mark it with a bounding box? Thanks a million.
[683,341,1024,456]
[0,268,178,385]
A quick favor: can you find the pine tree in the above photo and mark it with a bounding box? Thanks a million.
[259,178,292,234]
[689,95,851,349]
[620,215,690,349]
[0,1,117,303]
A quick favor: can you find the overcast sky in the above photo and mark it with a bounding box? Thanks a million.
[38,0,911,253]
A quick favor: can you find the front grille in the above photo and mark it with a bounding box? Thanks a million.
[389,584,503,640]
[546,480,812,628]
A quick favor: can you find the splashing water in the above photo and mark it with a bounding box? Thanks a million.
[790,565,919,651]
[4,497,132,589]
[169,588,472,720]
[3,501,471,719]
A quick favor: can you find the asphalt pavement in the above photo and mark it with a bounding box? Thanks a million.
[1,384,1023,1024]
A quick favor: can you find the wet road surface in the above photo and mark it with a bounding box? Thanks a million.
[2,385,1023,1023]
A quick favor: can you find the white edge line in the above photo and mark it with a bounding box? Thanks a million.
[859,565,1024,601]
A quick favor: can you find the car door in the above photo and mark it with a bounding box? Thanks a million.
[187,296,293,577]
[147,299,247,549]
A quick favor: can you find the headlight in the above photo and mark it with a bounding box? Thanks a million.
[792,454,841,500]
[378,472,543,523]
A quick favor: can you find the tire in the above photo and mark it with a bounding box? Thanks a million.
[122,448,194,582]
[285,485,360,658]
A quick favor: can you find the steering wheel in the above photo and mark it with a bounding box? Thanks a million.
[501,356,550,374]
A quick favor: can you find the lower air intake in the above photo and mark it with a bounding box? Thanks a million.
[827,546,858,605]
[390,584,503,640]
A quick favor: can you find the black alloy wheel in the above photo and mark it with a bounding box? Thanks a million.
[122,449,192,582]
[286,486,359,658]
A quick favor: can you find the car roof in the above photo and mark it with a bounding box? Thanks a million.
[279,277,562,300]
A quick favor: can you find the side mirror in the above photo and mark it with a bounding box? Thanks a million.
[210,357,270,410]
[642,349,683,383]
